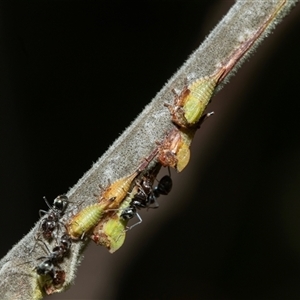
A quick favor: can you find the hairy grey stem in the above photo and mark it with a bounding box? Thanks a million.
[0,0,297,299]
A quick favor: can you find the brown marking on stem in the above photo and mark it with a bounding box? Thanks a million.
[218,0,287,82]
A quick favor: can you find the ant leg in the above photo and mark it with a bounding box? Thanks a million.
[147,193,159,209]
[39,209,48,218]
[58,220,68,233]
[30,215,49,253]
[30,231,41,254]
[167,166,171,177]
[54,220,69,243]
[80,231,87,240]
[43,196,52,210]
[30,234,51,257]
[38,196,53,217]
[147,200,159,210]
[38,238,52,257]
[126,213,142,231]
[196,111,214,128]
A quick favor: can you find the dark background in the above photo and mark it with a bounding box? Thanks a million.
[1,1,300,299]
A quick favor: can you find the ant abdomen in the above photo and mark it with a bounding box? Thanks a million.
[153,175,173,196]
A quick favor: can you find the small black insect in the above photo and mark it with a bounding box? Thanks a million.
[50,234,72,262]
[129,177,154,209]
[35,259,65,287]
[120,205,142,230]
[30,195,69,254]
[120,170,173,229]
[39,194,69,240]
[148,174,173,206]
[34,233,72,287]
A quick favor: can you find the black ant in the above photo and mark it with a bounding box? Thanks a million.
[136,167,173,208]
[120,169,173,229]
[30,194,69,254]
[128,176,153,209]
[148,174,173,206]
[39,194,69,240]
[34,233,72,287]
[35,259,65,287]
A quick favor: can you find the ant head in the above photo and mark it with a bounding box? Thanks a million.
[53,194,69,212]
[42,220,56,232]
[35,259,54,276]
[120,207,136,220]
[60,234,72,254]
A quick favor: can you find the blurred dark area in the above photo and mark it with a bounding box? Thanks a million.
[1,1,300,299]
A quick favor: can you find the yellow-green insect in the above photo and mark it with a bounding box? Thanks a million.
[67,176,136,240]
[175,127,195,172]
[68,171,137,240]
[176,112,214,171]
[99,171,139,208]
[165,68,224,128]
[68,149,159,240]
[158,112,214,172]
[99,148,159,209]
[157,127,196,172]
[67,203,105,240]
[91,187,138,253]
